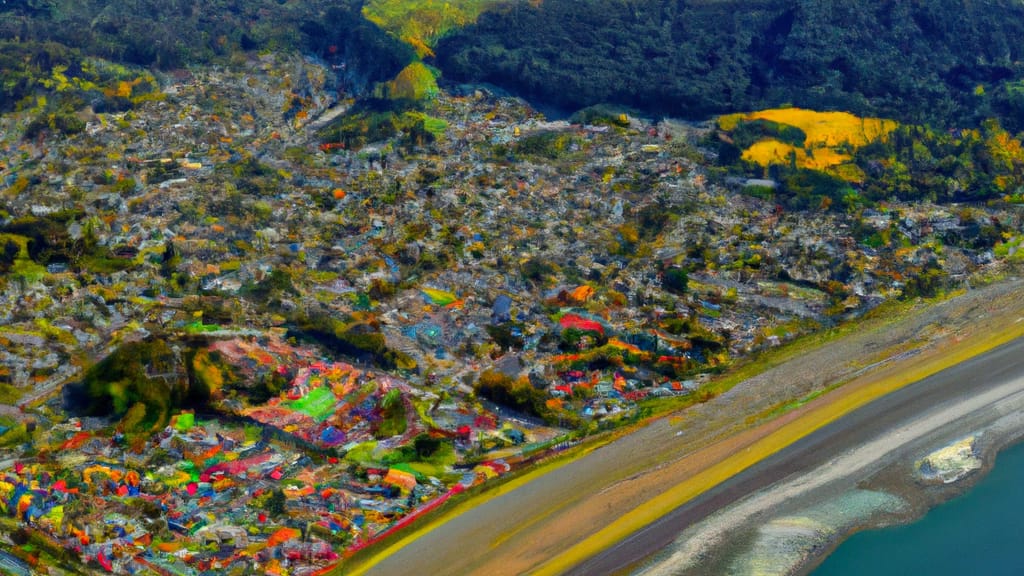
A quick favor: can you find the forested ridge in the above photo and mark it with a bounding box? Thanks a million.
[436,0,1024,130]
[0,0,413,109]
[5,0,1024,131]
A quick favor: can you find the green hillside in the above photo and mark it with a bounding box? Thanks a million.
[435,0,1024,129]
[5,0,1024,129]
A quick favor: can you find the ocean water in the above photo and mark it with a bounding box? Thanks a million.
[813,440,1024,576]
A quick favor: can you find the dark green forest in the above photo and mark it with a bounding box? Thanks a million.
[436,0,1024,130]
[5,0,1024,132]
[0,0,412,104]
[75,339,194,429]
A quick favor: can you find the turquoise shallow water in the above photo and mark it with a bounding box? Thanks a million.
[813,440,1024,576]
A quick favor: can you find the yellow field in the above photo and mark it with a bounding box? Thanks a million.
[744,108,896,147]
[721,108,897,180]
[531,317,1024,576]
[742,140,852,171]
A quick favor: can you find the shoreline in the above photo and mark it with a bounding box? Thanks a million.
[354,278,1024,576]
[632,360,1024,576]
[797,416,1024,576]
[555,306,1024,575]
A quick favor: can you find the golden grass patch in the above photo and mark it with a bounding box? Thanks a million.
[746,108,896,148]
[741,140,854,171]
[724,107,898,181]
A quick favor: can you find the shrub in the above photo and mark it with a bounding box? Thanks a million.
[474,370,556,423]
[663,267,689,294]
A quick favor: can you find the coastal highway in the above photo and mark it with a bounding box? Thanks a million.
[566,335,1024,575]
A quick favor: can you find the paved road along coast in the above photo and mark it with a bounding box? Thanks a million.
[358,281,1024,576]
[567,336,1024,575]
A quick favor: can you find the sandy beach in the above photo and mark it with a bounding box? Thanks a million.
[355,278,1024,576]
[631,344,1024,576]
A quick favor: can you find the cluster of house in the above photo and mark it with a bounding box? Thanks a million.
[1,49,1022,574]
[0,397,528,575]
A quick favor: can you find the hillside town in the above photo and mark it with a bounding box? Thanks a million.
[1,53,1022,574]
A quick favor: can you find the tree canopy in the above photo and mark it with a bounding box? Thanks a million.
[435,0,1024,130]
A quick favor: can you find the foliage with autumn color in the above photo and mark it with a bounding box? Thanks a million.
[719,107,1024,211]
[719,108,898,182]
[383,62,440,101]
[363,0,499,58]
[474,370,572,426]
